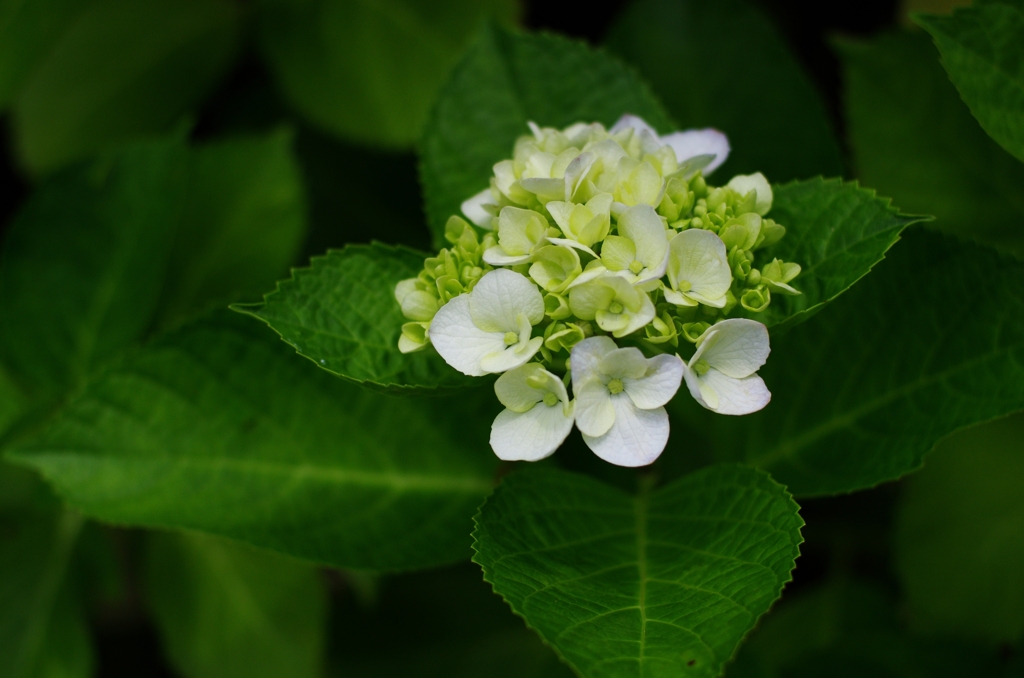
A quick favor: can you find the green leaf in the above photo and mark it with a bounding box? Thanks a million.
[257,0,519,148]
[0,137,188,403]
[156,129,308,326]
[915,2,1024,164]
[236,243,475,393]
[895,413,1024,644]
[839,30,1024,258]
[144,530,327,678]
[11,0,240,174]
[8,311,498,571]
[754,178,925,330]
[330,563,573,677]
[472,465,803,678]
[605,0,843,182]
[702,230,1024,497]
[0,0,89,109]
[0,465,89,678]
[420,24,673,246]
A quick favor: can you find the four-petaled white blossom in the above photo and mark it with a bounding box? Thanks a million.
[610,114,731,176]
[663,228,732,308]
[682,318,771,415]
[429,269,544,376]
[570,337,684,467]
[594,204,669,286]
[490,363,575,461]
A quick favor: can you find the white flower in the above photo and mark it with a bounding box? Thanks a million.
[461,188,498,228]
[727,172,773,216]
[428,269,544,376]
[483,207,556,266]
[490,363,575,461]
[611,114,731,176]
[567,274,656,338]
[682,318,771,415]
[546,192,613,255]
[595,204,669,286]
[662,229,732,308]
[570,337,684,467]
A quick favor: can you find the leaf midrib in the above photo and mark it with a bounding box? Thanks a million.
[17,452,494,494]
[749,336,1024,468]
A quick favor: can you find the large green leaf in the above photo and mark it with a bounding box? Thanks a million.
[840,30,1024,258]
[8,312,498,571]
[156,129,308,326]
[916,2,1024,164]
[473,465,803,678]
[236,243,475,393]
[420,24,673,245]
[0,138,188,403]
[144,531,327,678]
[895,413,1024,644]
[11,0,240,174]
[329,563,573,677]
[699,230,1024,497]
[754,178,925,331]
[606,0,842,182]
[257,0,519,147]
[0,0,89,108]
[0,463,90,678]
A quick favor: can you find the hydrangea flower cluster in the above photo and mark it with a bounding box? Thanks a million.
[395,115,801,466]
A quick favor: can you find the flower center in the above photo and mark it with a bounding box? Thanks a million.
[677,280,692,292]
[608,301,624,314]
[607,378,624,394]
[504,331,519,345]
[543,392,559,407]
[693,359,710,376]
[628,260,644,275]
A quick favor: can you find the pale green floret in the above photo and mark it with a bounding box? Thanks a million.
[598,204,669,286]
[483,206,558,266]
[529,245,582,293]
[727,172,773,216]
[567,274,655,338]
[546,192,613,251]
[490,362,575,462]
[761,258,803,295]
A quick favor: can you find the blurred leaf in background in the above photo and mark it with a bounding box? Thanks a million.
[328,563,573,677]
[145,531,327,678]
[257,0,520,147]
[895,412,1024,645]
[606,0,843,182]
[8,0,241,175]
[915,1,1024,163]
[840,30,1024,258]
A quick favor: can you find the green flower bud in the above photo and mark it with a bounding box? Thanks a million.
[690,173,707,199]
[761,258,802,295]
[657,177,695,222]
[756,218,786,249]
[719,213,762,251]
[399,321,430,354]
[445,215,473,246]
[680,321,711,344]
[728,247,754,281]
[644,311,679,346]
[740,285,771,312]
[544,292,572,320]
[435,275,463,302]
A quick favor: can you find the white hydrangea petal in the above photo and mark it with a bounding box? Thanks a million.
[490,401,575,462]
[623,354,684,410]
[480,336,543,374]
[398,334,426,354]
[570,335,618,388]
[668,229,732,301]
[693,318,770,379]
[597,347,649,380]
[618,204,669,272]
[661,129,730,175]
[727,172,773,216]
[684,291,727,309]
[564,151,596,200]
[688,368,771,416]
[574,377,616,437]
[662,286,697,307]
[461,188,497,228]
[546,201,575,234]
[428,295,504,377]
[674,154,716,178]
[616,291,656,337]
[565,264,609,290]
[399,290,439,322]
[582,395,669,467]
[482,247,532,266]
[547,237,599,259]
[494,363,546,412]
[469,269,544,332]
[610,113,659,137]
